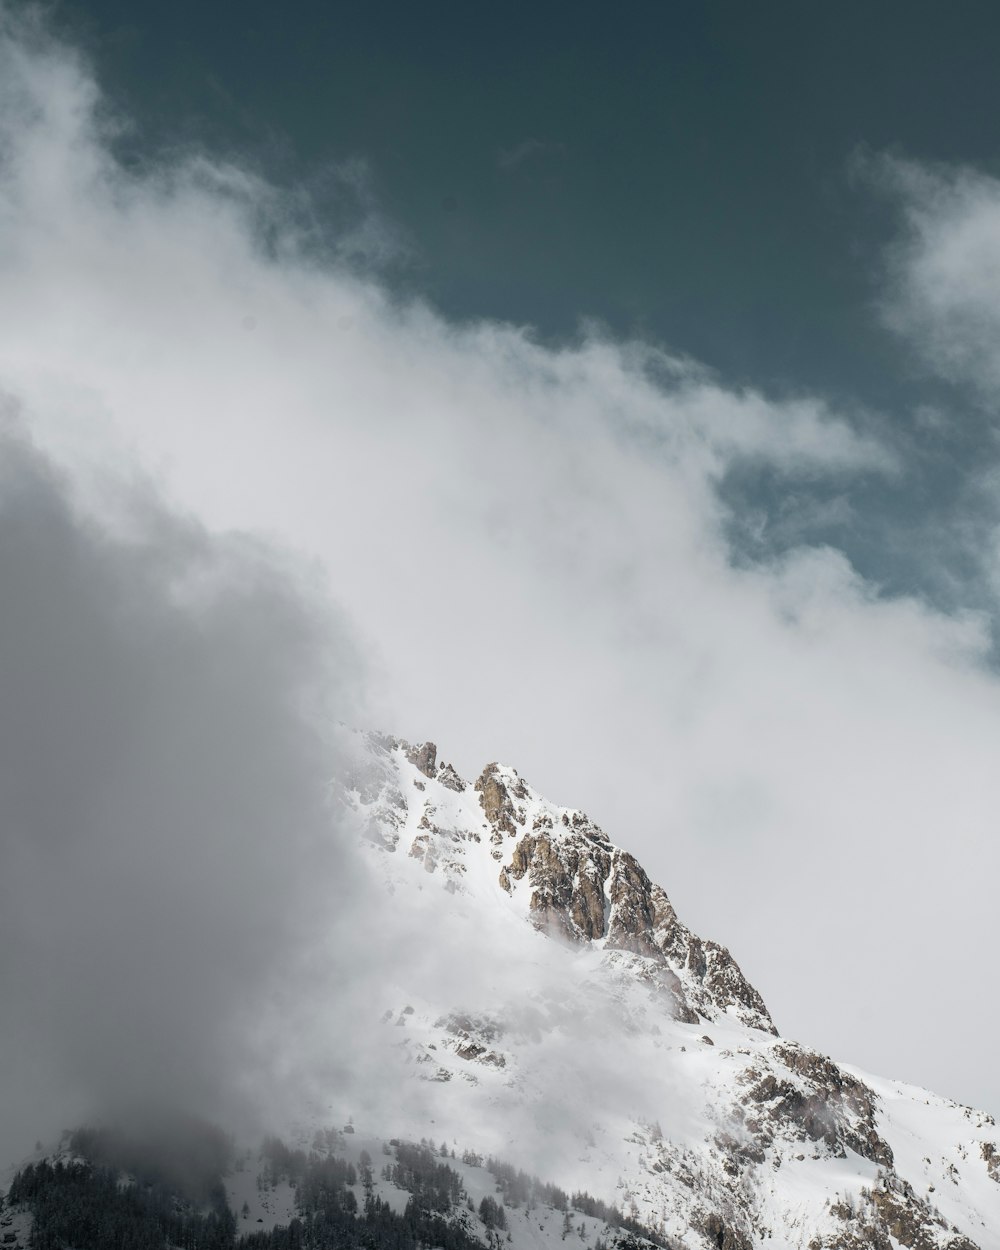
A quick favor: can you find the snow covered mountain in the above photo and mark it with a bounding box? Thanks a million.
[331,731,1000,1250]
[5,730,999,1250]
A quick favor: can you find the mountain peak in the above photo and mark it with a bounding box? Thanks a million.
[343,732,775,1035]
[329,730,1000,1248]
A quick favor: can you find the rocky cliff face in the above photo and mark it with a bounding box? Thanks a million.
[477,761,775,1035]
[351,735,774,1035]
[336,731,1000,1250]
[355,730,775,1035]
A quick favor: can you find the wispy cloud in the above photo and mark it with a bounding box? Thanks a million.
[496,137,568,171]
[866,152,1000,400]
[860,149,1000,609]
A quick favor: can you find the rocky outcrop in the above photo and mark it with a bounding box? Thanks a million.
[808,1174,981,1250]
[435,1012,508,1069]
[698,1213,753,1250]
[475,762,527,837]
[507,828,611,943]
[438,762,466,792]
[738,1042,893,1167]
[477,763,775,1034]
[405,740,438,779]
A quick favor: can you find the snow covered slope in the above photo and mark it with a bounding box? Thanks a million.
[4,731,995,1250]
[332,731,1000,1250]
[226,1129,665,1250]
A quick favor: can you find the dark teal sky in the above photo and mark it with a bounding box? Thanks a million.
[59,2,1000,395]
[58,0,1000,612]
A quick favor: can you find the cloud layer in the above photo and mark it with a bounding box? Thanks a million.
[869,152,1000,604]
[2,8,1000,1125]
[0,421,369,1161]
[875,154,1000,400]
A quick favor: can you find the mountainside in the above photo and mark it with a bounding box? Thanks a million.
[334,732,1000,1250]
[3,1125,664,1250]
[4,731,999,1250]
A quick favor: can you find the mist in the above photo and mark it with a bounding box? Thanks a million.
[0,419,654,1172]
[0,421,368,1163]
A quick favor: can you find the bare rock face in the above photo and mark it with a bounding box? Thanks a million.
[482,765,615,948]
[475,762,527,836]
[868,1177,978,1250]
[476,762,775,1034]
[606,849,659,955]
[808,1172,982,1250]
[739,1042,893,1167]
[405,741,438,779]
[699,1214,753,1250]
[507,826,612,943]
[438,762,466,792]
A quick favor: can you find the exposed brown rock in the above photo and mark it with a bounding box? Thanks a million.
[867,1174,977,1249]
[508,830,611,943]
[500,809,775,1032]
[405,741,438,778]
[475,763,526,835]
[438,763,466,791]
[698,1212,753,1250]
[571,859,609,940]
[739,1043,893,1169]
[606,850,659,956]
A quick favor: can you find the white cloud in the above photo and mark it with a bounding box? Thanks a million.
[2,10,1000,1122]
[872,153,1000,399]
[866,151,1000,605]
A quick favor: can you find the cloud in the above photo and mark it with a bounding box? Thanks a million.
[867,152,1000,400]
[0,419,369,1161]
[496,138,568,171]
[2,5,1000,1129]
[861,151,1000,606]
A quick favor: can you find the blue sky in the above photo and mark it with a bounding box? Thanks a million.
[4,2,1000,1132]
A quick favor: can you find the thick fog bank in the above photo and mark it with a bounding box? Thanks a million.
[0,423,368,1162]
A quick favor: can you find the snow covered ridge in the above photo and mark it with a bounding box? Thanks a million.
[341,731,774,1036]
[335,731,1000,1249]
